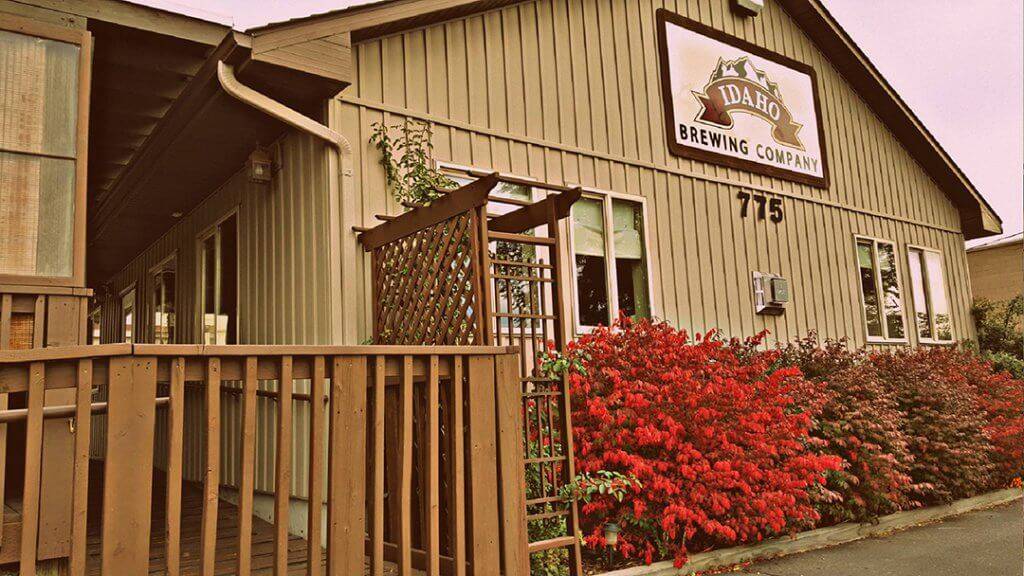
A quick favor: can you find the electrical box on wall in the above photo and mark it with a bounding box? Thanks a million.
[753,272,788,315]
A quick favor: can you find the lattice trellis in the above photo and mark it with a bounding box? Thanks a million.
[372,210,480,345]
[358,172,586,574]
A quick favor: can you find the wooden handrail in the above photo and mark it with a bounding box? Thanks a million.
[0,342,518,363]
[0,397,170,423]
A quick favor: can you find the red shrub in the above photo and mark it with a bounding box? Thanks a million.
[778,334,920,523]
[954,353,1024,485]
[870,348,998,503]
[567,319,840,566]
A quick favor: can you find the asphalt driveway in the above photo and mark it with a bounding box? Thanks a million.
[725,500,1023,576]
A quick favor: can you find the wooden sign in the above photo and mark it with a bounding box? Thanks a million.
[657,9,829,188]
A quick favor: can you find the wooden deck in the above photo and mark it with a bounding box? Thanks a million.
[77,462,404,576]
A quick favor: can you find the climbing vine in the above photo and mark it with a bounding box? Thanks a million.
[369,119,457,205]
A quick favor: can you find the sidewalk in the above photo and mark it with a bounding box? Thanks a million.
[725,500,1023,576]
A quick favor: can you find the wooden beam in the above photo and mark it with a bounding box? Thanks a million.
[487,187,582,234]
[9,0,228,44]
[357,173,498,251]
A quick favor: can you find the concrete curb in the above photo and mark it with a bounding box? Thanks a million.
[597,487,1023,576]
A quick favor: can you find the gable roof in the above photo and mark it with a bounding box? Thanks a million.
[248,0,1003,240]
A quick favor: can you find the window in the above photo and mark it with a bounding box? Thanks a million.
[199,214,237,345]
[571,193,651,329]
[0,18,90,285]
[447,170,541,329]
[855,237,906,342]
[908,247,952,342]
[88,306,101,345]
[151,256,176,344]
[121,288,136,343]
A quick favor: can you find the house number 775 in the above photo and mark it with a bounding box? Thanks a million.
[737,191,783,223]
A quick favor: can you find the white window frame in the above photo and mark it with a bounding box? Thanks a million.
[853,235,908,344]
[149,252,177,345]
[568,187,655,334]
[196,209,240,345]
[906,244,954,345]
[120,285,136,344]
[436,161,543,202]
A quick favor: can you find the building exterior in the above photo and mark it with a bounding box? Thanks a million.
[967,234,1023,305]
[79,0,1002,352]
[0,0,1005,572]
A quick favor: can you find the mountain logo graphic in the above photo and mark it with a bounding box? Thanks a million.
[691,56,804,149]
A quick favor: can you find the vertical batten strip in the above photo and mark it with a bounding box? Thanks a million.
[452,356,466,576]
[69,359,93,576]
[307,356,326,576]
[426,355,441,576]
[165,357,186,576]
[200,357,221,576]
[371,356,386,576]
[327,355,367,576]
[237,357,259,576]
[398,355,414,576]
[20,362,45,576]
[274,356,294,576]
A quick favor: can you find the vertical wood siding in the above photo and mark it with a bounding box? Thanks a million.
[330,0,975,347]
[98,132,331,496]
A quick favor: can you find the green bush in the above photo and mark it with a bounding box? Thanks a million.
[972,296,1023,358]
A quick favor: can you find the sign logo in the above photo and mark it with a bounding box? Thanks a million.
[692,56,804,149]
[656,9,828,188]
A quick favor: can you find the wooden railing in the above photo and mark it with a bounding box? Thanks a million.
[0,343,528,576]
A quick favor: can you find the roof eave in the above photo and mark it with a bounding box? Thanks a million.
[778,0,1002,239]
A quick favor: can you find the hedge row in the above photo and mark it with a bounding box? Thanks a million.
[565,319,1024,567]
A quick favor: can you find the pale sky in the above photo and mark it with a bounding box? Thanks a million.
[138,0,1023,243]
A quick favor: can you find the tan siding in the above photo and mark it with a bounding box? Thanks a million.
[331,0,975,347]
[967,243,1023,305]
[98,132,330,497]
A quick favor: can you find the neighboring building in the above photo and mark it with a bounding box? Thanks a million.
[0,0,1005,572]
[967,233,1023,304]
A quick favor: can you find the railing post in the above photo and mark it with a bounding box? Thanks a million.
[495,352,529,576]
[327,355,367,576]
[101,356,157,574]
[466,355,501,574]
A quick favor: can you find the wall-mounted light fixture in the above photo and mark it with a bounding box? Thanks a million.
[248,145,274,184]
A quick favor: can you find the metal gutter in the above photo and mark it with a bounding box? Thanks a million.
[217,60,353,343]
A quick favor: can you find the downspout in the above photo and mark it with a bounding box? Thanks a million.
[217,61,353,344]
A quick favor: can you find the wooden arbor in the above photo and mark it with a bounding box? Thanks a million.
[358,172,586,572]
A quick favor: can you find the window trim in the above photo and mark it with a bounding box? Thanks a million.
[120,284,137,344]
[0,14,92,288]
[149,252,178,344]
[853,234,908,344]
[906,244,954,345]
[436,162,543,200]
[196,209,240,345]
[568,187,655,334]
